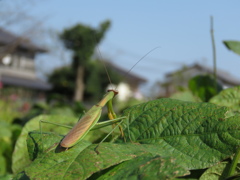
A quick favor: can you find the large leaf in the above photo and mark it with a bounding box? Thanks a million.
[210,86,240,112]
[96,155,189,180]
[14,98,240,179]
[15,132,189,180]
[223,40,240,56]
[120,98,240,169]
[199,162,226,180]
[12,114,119,174]
[12,115,77,174]
[199,161,240,180]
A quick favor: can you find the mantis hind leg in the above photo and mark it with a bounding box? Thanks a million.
[112,122,125,141]
[94,114,134,154]
[116,114,133,143]
[94,116,127,154]
[39,120,74,152]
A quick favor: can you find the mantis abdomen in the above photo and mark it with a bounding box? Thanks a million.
[60,90,117,148]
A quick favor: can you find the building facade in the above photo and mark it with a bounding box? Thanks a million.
[0,28,51,100]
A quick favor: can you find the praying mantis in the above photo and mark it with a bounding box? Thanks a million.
[59,89,125,149]
[40,47,160,152]
[40,88,126,152]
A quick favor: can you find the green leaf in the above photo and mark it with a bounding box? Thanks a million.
[0,174,13,180]
[120,98,240,169]
[188,75,222,102]
[199,161,240,180]
[12,114,119,175]
[0,155,6,176]
[223,41,240,56]
[16,132,188,180]
[13,98,240,179]
[0,121,19,175]
[11,114,77,174]
[0,121,12,138]
[48,107,76,116]
[170,90,201,102]
[12,172,28,180]
[210,86,240,112]
[0,100,22,123]
[97,155,189,180]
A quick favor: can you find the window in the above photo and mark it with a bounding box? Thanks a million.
[1,54,12,66]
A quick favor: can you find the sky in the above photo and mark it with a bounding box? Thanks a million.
[2,0,240,95]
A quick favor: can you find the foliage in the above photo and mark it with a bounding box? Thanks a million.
[210,85,240,114]
[0,100,22,123]
[199,161,240,179]
[0,121,21,177]
[11,103,115,175]
[15,101,85,125]
[169,75,222,103]
[82,60,122,101]
[60,20,110,66]
[223,40,240,56]
[170,90,201,102]
[47,66,75,99]
[59,20,111,101]
[0,99,23,177]
[0,99,84,177]
[13,97,240,179]
[11,115,78,174]
[188,75,223,102]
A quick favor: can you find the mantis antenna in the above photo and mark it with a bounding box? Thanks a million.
[96,46,114,90]
[123,47,161,80]
[96,45,161,91]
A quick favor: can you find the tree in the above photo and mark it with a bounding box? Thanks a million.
[48,66,75,99]
[60,20,111,101]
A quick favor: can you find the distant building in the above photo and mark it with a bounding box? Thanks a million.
[0,28,51,100]
[161,63,240,97]
[105,61,147,100]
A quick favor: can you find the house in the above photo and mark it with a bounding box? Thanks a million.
[0,28,51,100]
[161,63,240,97]
[104,61,147,100]
[104,61,147,90]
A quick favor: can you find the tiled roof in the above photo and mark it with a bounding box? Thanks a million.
[0,28,47,53]
[166,63,240,86]
[104,61,147,83]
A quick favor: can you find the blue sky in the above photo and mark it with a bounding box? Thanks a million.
[3,0,240,94]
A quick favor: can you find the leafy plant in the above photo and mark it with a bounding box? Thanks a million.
[210,85,240,113]
[170,90,201,102]
[59,20,111,101]
[0,121,21,177]
[223,40,240,56]
[0,100,23,177]
[12,115,78,174]
[13,98,240,179]
[188,75,223,102]
[0,100,22,123]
